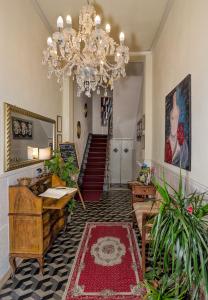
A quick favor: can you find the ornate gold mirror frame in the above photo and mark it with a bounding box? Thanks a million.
[4,103,56,172]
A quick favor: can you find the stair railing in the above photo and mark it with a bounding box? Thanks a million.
[104,115,113,191]
[78,133,92,187]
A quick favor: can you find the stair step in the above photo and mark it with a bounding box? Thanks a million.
[83,181,103,187]
[82,183,103,190]
[85,169,105,175]
[87,157,105,161]
[88,153,106,158]
[82,191,102,202]
[83,175,105,183]
[90,145,107,148]
[86,163,106,168]
[89,147,106,154]
[92,134,107,138]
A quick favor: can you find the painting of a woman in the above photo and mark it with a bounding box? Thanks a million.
[165,75,191,170]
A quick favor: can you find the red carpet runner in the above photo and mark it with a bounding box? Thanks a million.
[81,135,108,202]
[63,222,144,300]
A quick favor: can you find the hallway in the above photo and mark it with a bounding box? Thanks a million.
[0,190,139,300]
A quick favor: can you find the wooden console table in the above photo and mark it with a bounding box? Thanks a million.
[9,175,77,274]
[129,181,156,204]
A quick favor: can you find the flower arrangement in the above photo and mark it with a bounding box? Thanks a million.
[137,162,155,185]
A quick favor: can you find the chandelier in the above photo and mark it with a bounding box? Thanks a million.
[42,0,129,97]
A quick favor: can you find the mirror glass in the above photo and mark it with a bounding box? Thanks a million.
[5,103,55,171]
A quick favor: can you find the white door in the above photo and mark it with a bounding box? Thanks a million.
[110,138,134,184]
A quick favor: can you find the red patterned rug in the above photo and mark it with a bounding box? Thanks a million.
[63,222,144,300]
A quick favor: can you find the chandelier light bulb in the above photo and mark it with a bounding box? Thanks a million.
[66,15,72,25]
[57,16,64,28]
[47,37,53,47]
[105,24,111,33]
[95,15,101,26]
[119,32,125,42]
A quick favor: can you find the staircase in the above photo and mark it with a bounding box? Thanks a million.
[81,134,108,201]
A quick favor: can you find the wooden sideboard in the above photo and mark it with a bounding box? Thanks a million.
[9,175,77,274]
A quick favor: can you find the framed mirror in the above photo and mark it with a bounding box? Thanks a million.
[4,103,56,172]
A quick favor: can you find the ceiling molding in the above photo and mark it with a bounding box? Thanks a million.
[31,0,53,34]
[151,0,174,50]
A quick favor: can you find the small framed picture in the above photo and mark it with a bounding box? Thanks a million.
[57,115,62,133]
[57,134,62,147]
[142,115,145,131]
[141,134,145,150]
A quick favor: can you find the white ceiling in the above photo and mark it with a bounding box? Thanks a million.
[36,0,169,51]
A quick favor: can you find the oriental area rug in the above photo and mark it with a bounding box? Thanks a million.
[62,222,144,300]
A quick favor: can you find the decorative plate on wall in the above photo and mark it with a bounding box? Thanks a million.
[77,121,81,139]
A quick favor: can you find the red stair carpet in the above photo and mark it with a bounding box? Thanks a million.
[63,222,144,300]
[81,134,108,202]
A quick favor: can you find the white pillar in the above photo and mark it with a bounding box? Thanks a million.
[62,78,74,142]
[144,52,153,163]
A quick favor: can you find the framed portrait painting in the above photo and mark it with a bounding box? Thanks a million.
[165,74,191,171]
[12,117,33,139]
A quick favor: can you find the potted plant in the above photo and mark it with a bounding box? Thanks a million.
[146,171,208,299]
[143,274,187,300]
[45,151,79,216]
[45,151,79,187]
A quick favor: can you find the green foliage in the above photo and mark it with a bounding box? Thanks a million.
[67,198,77,213]
[45,151,79,214]
[143,274,187,300]
[149,172,208,299]
[45,151,79,188]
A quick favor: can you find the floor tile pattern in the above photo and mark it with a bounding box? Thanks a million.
[0,190,140,300]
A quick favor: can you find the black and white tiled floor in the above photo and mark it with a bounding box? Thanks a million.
[0,190,141,300]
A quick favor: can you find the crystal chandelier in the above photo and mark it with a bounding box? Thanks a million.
[42,0,129,97]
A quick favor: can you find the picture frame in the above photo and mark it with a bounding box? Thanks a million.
[165,74,191,171]
[57,134,62,147]
[12,117,33,140]
[142,114,145,130]
[141,134,145,150]
[57,115,62,133]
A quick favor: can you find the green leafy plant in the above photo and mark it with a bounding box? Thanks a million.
[149,171,208,299]
[67,198,77,213]
[45,151,79,187]
[143,274,187,300]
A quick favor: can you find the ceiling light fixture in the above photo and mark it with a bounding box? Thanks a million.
[42,0,129,97]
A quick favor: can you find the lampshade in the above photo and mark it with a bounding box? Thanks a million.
[39,147,51,160]
[27,147,39,160]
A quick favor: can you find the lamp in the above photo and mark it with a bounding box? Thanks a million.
[39,147,51,160]
[27,146,39,160]
[39,147,51,175]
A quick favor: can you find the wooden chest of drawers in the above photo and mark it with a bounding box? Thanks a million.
[9,175,77,274]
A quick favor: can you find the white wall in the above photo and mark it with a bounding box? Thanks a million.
[92,93,109,135]
[152,0,208,189]
[0,0,61,281]
[113,76,143,139]
[73,88,92,164]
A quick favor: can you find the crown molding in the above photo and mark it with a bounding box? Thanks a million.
[151,0,175,50]
[31,0,53,34]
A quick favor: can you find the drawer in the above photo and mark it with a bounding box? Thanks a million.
[133,186,155,195]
